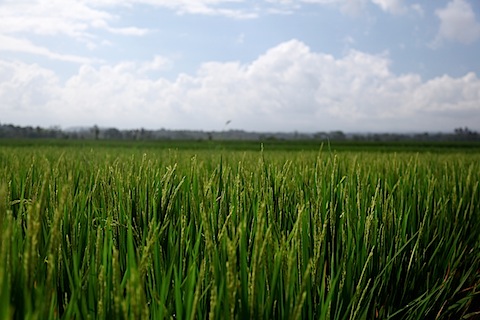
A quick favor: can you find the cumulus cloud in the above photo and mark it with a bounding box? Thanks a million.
[434,0,480,45]
[0,60,60,124]
[1,40,479,132]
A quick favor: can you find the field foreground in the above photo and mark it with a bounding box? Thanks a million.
[0,141,479,319]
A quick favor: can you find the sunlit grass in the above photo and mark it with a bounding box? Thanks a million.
[0,144,479,319]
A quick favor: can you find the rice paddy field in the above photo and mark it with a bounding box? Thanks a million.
[0,139,479,319]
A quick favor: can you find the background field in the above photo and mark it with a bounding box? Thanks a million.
[2,138,480,152]
[0,140,479,319]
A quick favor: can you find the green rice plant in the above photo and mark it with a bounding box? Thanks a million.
[0,143,478,319]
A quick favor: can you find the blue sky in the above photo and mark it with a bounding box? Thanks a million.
[1,0,479,132]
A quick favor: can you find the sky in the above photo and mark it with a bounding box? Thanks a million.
[1,0,480,133]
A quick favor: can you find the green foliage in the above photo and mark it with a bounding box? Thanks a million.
[0,142,479,319]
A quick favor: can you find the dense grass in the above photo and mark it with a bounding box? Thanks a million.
[0,142,479,319]
[2,138,480,153]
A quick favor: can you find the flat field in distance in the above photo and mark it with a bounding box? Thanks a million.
[0,139,479,319]
[2,138,480,152]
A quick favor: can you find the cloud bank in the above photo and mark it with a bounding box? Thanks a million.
[1,40,479,132]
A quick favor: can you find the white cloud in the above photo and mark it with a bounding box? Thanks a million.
[0,60,60,124]
[370,0,406,14]
[0,35,95,64]
[0,1,109,36]
[140,56,172,72]
[340,0,368,16]
[1,40,479,132]
[265,0,365,15]
[434,0,480,45]
[89,19,149,36]
[263,0,414,16]
[0,0,421,57]
[0,0,149,42]
[89,0,258,19]
[0,0,152,61]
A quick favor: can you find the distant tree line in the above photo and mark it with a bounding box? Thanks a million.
[0,123,479,142]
